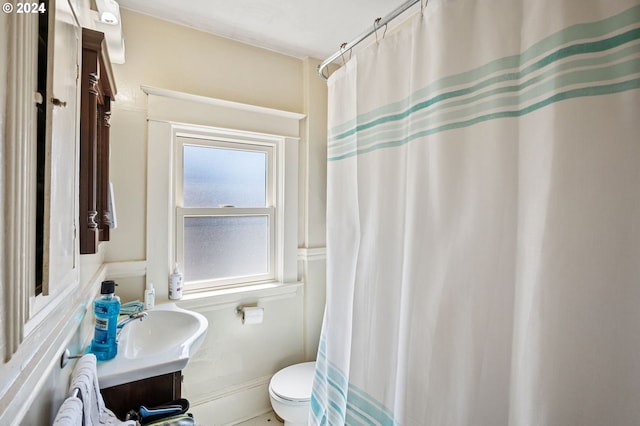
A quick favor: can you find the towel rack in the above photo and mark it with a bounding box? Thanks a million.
[60,348,84,368]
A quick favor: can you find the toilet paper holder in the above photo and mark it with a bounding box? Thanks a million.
[235,305,264,324]
[235,305,250,314]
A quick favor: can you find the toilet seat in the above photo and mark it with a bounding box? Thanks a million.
[269,361,315,403]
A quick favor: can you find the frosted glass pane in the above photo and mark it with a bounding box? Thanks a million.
[183,216,269,282]
[183,145,267,207]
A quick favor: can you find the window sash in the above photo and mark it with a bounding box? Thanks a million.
[176,207,276,291]
[176,137,275,209]
[174,133,280,292]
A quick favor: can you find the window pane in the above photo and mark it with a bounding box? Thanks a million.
[183,145,267,208]
[183,216,269,282]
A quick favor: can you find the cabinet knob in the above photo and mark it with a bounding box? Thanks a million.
[51,97,67,107]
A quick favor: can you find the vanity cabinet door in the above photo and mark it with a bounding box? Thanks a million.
[101,371,183,420]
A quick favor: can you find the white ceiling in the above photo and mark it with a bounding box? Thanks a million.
[116,0,414,60]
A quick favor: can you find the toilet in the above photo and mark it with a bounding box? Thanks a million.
[269,361,316,426]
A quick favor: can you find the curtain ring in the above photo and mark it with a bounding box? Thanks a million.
[340,42,348,65]
[339,43,352,65]
[373,17,388,43]
[374,17,382,43]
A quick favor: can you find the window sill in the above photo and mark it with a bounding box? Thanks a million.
[175,281,303,312]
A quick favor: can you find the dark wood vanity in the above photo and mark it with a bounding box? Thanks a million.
[101,371,183,419]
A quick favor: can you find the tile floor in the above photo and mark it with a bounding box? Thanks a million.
[234,411,282,425]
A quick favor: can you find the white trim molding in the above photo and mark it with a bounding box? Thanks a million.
[1,7,38,362]
[145,87,305,301]
[141,85,305,138]
[0,262,105,425]
[141,86,306,122]
[298,247,327,262]
[177,281,303,313]
[104,260,147,279]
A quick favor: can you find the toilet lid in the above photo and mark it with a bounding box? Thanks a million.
[270,361,315,402]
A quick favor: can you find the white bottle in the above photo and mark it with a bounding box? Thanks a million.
[169,263,183,300]
[144,282,155,310]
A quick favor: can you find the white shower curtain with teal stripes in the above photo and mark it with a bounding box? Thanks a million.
[311,1,640,425]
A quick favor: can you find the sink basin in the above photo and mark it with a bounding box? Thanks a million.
[96,303,208,388]
[123,309,203,358]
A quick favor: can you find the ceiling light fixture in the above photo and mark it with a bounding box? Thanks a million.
[96,0,120,25]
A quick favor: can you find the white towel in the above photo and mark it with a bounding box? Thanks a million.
[69,354,136,426]
[107,182,117,230]
[53,397,83,426]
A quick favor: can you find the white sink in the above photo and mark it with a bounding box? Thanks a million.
[96,303,208,389]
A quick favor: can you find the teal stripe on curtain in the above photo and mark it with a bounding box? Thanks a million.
[312,337,402,426]
[329,77,640,161]
[327,6,640,162]
[328,4,640,140]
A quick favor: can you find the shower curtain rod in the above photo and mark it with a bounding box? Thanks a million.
[318,0,421,80]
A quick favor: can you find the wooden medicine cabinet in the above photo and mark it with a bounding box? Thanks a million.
[80,28,116,254]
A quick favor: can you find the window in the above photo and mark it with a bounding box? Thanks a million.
[144,87,303,297]
[175,136,277,290]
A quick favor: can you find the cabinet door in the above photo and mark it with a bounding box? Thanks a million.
[101,372,183,420]
[41,0,81,295]
[79,27,116,255]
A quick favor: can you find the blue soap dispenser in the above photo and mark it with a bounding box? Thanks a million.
[90,280,121,361]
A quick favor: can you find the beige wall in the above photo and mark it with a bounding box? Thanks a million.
[103,9,328,424]
[106,9,306,266]
[114,9,303,113]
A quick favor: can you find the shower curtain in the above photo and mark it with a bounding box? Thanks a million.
[311,0,640,425]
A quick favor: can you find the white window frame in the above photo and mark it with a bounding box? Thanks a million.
[175,135,277,290]
[144,87,304,298]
